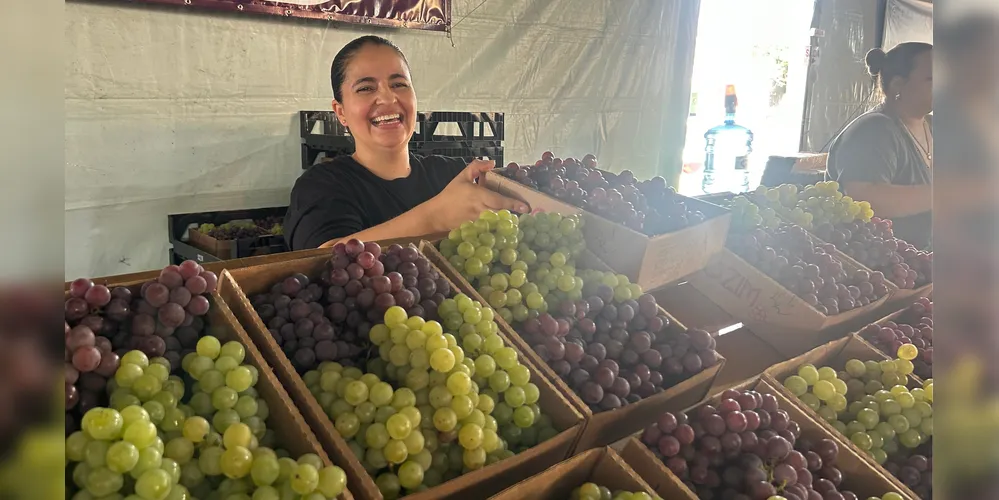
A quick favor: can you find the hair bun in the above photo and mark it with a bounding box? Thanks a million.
[865,48,887,76]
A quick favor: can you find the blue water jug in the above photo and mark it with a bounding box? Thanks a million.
[702,85,754,194]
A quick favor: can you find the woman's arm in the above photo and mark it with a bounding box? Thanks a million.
[320,160,527,248]
[842,182,932,219]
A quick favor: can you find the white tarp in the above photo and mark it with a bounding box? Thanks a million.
[65,0,698,279]
[883,0,933,49]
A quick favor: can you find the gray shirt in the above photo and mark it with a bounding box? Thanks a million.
[825,111,932,248]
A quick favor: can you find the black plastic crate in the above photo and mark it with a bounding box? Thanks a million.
[168,207,289,264]
[300,110,504,169]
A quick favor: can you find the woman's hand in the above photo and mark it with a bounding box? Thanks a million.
[419,159,529,233]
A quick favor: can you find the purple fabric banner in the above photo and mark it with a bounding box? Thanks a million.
[96,0,450,31]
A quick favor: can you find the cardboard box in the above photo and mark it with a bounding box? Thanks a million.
[421,241,724,453]
[64,277,352,500]
[218,251,585,500]
[853,298,932,383]
[618,376,912,500]
[763,336,923,498]
[484,172,732,291]
[688,247,895,359]
[489,447,658,500]
[69,235,440,292]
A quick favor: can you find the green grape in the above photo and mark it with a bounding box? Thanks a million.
[509,365,531,387]
[164,438,195,465]
[82,407,125,441]
[220,446,253,479]
[384,440,408,465]
[86,466,125,497]
[123,421,158,449]
[504,386,526,408]
[196,337,222,360]
[250,454,280,487]
[447,372,471,396]
[433,408,458,432]
[234,396,259,419]
[223,423,253,449]
[290,464,319,495]
[513,406,536,428]
[463,447,487,470]
[226,367,254,392]
[489,371,511,393]
[135,468,172,500]
[812,380,835,401]
[105,441,140,473]
[797,365,819,385]
[784,376,809,396]
[316,466,347,498]
[366,423,390,449]
[160,457,181,484]
[212,387,239,411]
[375,473,401,499]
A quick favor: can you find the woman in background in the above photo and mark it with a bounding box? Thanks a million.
[825,42,933,248]
[285,36,525,251]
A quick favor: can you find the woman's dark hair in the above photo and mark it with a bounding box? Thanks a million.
[330,35,409,103]
[865,42,932,98]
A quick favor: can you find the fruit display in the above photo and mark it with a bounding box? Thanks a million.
[245,239,562,498]
[751,183,931,290]
[570,482,657,500]
[725,196,890,315]
[638,387,900,500]
[781,357,933,498]
[860,298,933,379]
[438,210,720,414]
[66,261,220,434]
[65,336,348,499]
[249,241,453,374]
[499,152,707,236]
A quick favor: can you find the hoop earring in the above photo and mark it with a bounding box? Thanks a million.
[894,93,901,101]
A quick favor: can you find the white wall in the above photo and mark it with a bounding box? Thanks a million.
[65,0,697,279]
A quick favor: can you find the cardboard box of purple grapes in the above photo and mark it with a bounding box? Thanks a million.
[740,189,933,305]
[615,375,913,500]
[421,240,725,454]
[216,245,587,500]
[489,446,664,500]
[764,335,930,499]
[687,227,898,360]
[64,274,354,500]
[484,160,732,292]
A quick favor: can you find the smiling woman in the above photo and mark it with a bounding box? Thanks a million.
[284,36,526,250]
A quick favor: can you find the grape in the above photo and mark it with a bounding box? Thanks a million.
[638,389,867,500]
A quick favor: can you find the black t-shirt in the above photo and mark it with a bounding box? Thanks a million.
[285,153,467,250]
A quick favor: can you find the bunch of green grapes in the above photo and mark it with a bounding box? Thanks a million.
[782,353,932,486]
[438,210,586,325]
[570,482,658,500]
[304,304,557,499]
[727,195,781,232]
[182,337,273,448]
[66,338,348,500]
[302,357,426,497]
[753,182,874,229]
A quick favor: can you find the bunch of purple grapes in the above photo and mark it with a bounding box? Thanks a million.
[251,240,452,373]
[500,152,704,236]
[206,224,267,240]
[728,223,889,315]
[860,297,933,379]
[65,260,218,433]
[641,388,870,500]
[518,289,719,413]
[885,452,932,499]
[814,218,931,290]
